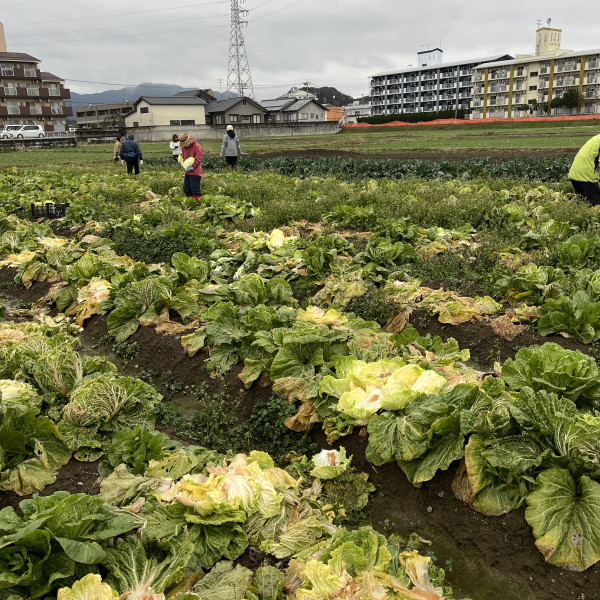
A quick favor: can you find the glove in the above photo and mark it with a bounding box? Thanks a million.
[120,159,125,165]
[139,160,143,165]
[219,153,223,157]
[185,166,194,172]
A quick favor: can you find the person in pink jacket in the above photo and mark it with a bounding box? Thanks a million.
[178,132,202,199]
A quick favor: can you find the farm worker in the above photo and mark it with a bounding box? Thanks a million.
[119,134,143,175]
[568,134,600,206]
[113,136,122,162]
[220,124,243,168]
[178,132,202,199]
[170,133,181,161]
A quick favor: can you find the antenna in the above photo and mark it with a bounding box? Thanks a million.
[226,0,255,99]
[536,19,542,28]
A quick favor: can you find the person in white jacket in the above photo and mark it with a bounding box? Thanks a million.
[170,134,182,161]
[220,125,243,168]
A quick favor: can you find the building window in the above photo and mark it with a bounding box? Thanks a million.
[170,120,181,126]
[140,107,149,113]
[529,85,537,91]
[529,71,538,77]
[181,120,195,126]
[133,122,139,127]
[229,114,239,122]
[299,113,308,120]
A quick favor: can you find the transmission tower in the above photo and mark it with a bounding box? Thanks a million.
[226,0,255,99]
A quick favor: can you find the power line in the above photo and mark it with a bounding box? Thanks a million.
[9,13,228,41]
[15,22,230,46]
[8,1,229,27]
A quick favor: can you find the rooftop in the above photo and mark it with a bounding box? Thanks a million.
[135,96,207,106]
[0,52,39,62]
[40,71,63,82]
[371,54,514,77]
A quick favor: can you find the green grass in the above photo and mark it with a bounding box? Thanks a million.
[0,119,596,168]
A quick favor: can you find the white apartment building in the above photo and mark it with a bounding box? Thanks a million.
[471,27,600,118]
[370,49,512,116]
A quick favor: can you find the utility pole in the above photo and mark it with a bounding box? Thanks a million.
[226,0,255,99]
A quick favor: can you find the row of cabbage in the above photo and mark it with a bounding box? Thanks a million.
[0,315,460,600]
[2,206,600,572]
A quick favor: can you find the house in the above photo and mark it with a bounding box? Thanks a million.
[76,101,134,129]
[174,89,217,103]
[277,86,317,100]
[261,98,327,122]
[123,96,207,128]
[204,96,267,125]
[471,27,600,118]
[345,99,371,123]
[0,22,72,132]
[324,105,345,122]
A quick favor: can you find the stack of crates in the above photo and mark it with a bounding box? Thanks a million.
[30,203,70,218]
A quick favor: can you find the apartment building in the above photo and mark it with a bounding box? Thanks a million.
[370,49,512,116]
[0,52,72,131]
[472,27,600,118]
[76,102,134,128]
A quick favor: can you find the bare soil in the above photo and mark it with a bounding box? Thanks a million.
[1,269,599,599]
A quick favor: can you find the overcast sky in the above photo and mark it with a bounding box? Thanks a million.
[1,0,598,103]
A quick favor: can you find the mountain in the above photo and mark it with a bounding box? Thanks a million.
[67,82,234,109]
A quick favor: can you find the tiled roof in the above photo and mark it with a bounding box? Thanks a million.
[40,71,63,82]
[0,52,39,62]
[205,96,266,113]
[135,96,206,105]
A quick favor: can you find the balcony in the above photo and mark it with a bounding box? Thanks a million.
[441,82,456,89]
[7,106,20,115]
[61,88,70,99]
[587,77,598,84]
[1,68,13,77]
[3,87,16,96]
[588,61,598,69]
[26,88,40,96]
[490,85,507,92]
[29,106,42,115]
[540,67,549,74]
[474,74,483,81]
[24,69,37,78]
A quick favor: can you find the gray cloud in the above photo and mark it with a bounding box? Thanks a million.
[3,0,598,101]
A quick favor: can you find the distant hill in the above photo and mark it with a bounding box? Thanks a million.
[68,82,234,109]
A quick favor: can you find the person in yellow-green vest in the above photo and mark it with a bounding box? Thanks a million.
[568,134,600,206]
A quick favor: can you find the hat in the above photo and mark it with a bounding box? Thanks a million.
[178,133,193,147]
[226,125,234,131]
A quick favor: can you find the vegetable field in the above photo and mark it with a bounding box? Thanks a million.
[0,148,599,600]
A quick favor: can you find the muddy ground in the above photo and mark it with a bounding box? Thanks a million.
[1,273,599,600]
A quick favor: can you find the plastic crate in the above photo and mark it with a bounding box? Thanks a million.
[30,202,70,218]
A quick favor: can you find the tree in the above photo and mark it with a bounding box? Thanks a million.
[550,96,564,114]
[561,88,583,114]
[527,99,540,115]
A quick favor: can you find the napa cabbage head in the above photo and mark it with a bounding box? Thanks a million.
[297,306,348,326]
[0,379,42,413]
[310,447,351,480]
[337,386,383,424]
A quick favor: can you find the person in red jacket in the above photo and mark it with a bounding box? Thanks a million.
[178,132,202,199]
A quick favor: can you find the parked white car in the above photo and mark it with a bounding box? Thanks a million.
[0,125,22,139]
[10,125,45,139]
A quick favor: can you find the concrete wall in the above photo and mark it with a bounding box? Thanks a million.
[127,122,342,142]
[0,137,77,151]
[124,101,206,127]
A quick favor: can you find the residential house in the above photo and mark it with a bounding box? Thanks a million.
[204,96,267,125]
[471,27,600,118]
[345,99,371,123]
[325,105,345,122]
[277,86,317,100]
[0,47,72,131]
[76,101,134,129]
[124,96,207,128]
[174,89,217,102]
[261,98,327,122]
[370,49,512,116]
